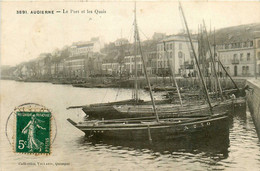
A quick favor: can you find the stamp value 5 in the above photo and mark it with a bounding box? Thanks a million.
[15,108,51,154]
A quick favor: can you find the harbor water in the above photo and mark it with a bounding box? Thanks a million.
[1,80,260,170]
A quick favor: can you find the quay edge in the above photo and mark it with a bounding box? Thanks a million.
[246,79,260,140]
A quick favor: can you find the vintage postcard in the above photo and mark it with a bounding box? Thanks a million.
[1,0,260,170]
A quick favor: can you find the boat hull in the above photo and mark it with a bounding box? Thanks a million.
[82,105,123,119]
[68,113,229,141]
[114,98,246,116]
[83,97,246,119]
[82,99,172,119]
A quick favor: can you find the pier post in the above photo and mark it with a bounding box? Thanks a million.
[147,125,152,144]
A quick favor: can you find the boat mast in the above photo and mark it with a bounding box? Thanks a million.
[218,58,240,92]
[202,20,224,101]
[135,4,159,122]
[215,28,220,79]
[134,3,139,103]
[197,24,205,97]
[179,2,213,112]
[119,29,123,79]
[163,41,183,106]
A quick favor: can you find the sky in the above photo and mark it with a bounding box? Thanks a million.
[1,1,260,66]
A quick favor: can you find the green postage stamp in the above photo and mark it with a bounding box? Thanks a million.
[14,104,52,154]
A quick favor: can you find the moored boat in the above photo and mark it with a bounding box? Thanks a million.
[144,85,178,92]
[113,97,245,117]
[77,97,245,120]
[80,99,172,119]
[67,111,229,141]
[67,2,231,142]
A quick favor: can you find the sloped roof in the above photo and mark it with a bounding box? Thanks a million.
[159,34,197,43]
[213,23,260,45]
[72,41,95,48]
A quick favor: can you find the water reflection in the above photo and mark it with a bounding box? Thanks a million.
[2,80,260,170]
[76,129,230,162]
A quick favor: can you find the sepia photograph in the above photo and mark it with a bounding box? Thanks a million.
[1,0,260,170]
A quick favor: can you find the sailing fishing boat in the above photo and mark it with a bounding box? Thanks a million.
[102,3,247,120]
[67,2,229,141]
[67,112,228,141]
[69,1,246,120]
[67,4,171,117]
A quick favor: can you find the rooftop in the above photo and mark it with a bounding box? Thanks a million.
[159,34,197,43]
[213,23,260,45]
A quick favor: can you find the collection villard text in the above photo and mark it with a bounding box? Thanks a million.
[16,9,106,15]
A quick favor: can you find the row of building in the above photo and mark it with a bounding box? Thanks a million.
[5,23,260,80]
[101,35,198,77]
[215,23,260,77]
[102,24,260,78]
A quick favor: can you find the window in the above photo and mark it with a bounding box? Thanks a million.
[242,66,246,75]
[258,52,260,60]
[225,44,229,49]
[179,58,183,66]
[240,53,243,61]
[169,51,172,58]
[250,41,253,47]
[258,40,260,48]
[246,66,249,75]
[247,53,251,61]
[178,51,183,58]
[226,67,230,74]
[233,54,237,60]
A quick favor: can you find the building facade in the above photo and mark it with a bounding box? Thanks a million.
[255,37,260,75]
[65,37,105,78]
[145,51,157,75]
[215,23,260,77]
[64,56,87,78]
[70,37,104,57]
[101,62,120,75]
[217,41,255,76]
[216,24,260,76]
[36,53,51,77]
[157,35,198,76]
[51,60,65,77]
[123,55,143,75]
[115,38,129,47]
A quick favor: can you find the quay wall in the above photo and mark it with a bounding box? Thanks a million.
[4,76,246,89]
[119,77,246,89]
[246,79,260,139]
